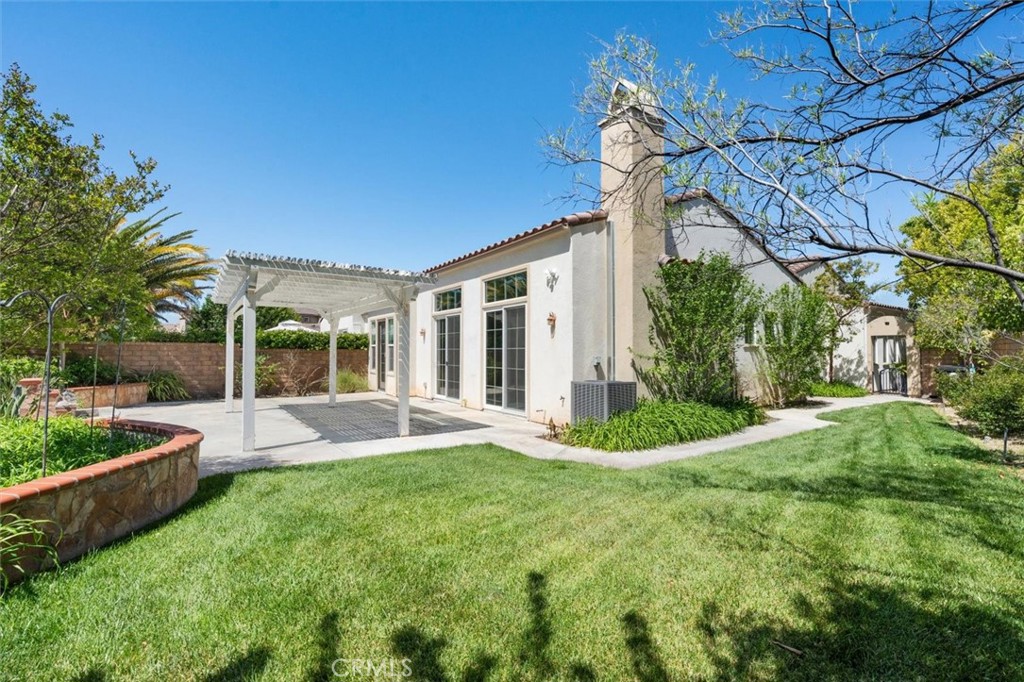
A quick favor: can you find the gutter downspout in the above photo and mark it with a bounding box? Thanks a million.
[607,220,616,381]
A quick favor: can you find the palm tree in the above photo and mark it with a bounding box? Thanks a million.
[109,210,217,319]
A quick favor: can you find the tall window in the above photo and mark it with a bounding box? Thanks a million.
[484,271,527,303]
[386,318,395,372]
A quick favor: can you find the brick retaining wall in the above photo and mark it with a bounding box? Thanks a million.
[61,342,368,399]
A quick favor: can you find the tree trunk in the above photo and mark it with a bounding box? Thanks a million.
[827,349,835,384]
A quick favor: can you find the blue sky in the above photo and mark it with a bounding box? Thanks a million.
[2,1,941,303]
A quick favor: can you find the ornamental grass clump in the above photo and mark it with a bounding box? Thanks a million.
[562,399,766,452]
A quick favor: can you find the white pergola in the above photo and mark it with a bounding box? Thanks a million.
[210,251,434,451]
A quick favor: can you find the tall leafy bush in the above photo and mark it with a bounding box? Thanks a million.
[635,253,760,405]
[756,285,835,406]
[940,358,1024,456]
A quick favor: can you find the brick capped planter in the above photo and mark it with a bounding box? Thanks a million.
[67,382,149,409]
[0,420,203,584]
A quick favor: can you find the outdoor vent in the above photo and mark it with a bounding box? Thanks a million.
[571,380,637,425]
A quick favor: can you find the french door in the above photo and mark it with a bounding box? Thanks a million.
[485,305,526,411]
[435,314,461,399]
[873,335,907,394]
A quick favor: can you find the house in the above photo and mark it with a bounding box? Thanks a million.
[358,81,909,424]
[784,261,917,396]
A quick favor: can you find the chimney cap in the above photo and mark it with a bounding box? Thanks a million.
[600,78,666,128]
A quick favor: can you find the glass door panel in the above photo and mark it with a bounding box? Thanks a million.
[485,311,504,406]
[435,315,461,399]
[484,306,526,411]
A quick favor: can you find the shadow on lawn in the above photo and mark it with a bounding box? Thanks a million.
[388,572,649,682]
[697,579,1024,681]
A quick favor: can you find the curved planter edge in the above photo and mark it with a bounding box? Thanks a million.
[0,419,204,582]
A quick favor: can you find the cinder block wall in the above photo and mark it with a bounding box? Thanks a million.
[61,342,368,399]
[917,335,1023,397]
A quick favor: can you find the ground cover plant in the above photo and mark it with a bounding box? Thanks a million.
[0,417,165,488]
[3,402,1020,680]
[809,380,869,398]
[562,399,765,451]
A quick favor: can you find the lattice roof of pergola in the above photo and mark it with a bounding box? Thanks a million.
[210,251,435,317]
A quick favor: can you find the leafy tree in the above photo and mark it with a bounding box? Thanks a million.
[549,1,1024,307]
[634,252,760,405]
[0,65,164,350]
[913,292,995,365]
[897,140,1024,332]
[756,285,835,406]
[172,296,300,343]
[812,258,879,383]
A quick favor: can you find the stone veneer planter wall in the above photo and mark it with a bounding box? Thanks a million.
[68,382,150,409]
[0,420,203,583]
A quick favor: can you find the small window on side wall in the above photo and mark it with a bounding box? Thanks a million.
[484,271,527,303]
[435,288,462,312]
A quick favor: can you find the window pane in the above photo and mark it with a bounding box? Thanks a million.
[484,271,528,303]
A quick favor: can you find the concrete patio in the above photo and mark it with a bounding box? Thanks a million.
[118,392,921,476]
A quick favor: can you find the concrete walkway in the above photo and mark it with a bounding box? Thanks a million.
[119,392,920,476]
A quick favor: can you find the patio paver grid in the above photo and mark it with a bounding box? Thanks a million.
[281,400,489,443]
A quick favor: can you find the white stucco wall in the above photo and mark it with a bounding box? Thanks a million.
[834,308,870,387]
[411,227,583,424]
[667,198,801,396]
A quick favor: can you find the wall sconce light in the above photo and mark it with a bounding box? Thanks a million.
[547,312,557,327]
[419,328,426,338]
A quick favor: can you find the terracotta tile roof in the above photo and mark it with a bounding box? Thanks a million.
[425,210,608,273]
[867,300,910,314]
[782,258,825,275]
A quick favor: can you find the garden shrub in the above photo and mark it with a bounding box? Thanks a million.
[336,369,369,394]
[635,253,761,405]
[940,358,1024,455]
[0,357,48,384]
[143,370,191,402]
[562,399,766,452]
[809,380,869,398]
[0,417,165,488]
[755,285,835,406]
[60,355,131,387]
[234,355,280,398]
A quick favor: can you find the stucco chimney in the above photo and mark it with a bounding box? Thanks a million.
[599,79,666,384]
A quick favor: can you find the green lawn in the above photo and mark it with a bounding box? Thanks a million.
[2,403,1023,681]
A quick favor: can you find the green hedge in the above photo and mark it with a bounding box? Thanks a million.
[0,418,165,488]
[809,381,869,398]
[562,399,766,452]
[138,328,369,350]
[254,329,369,350]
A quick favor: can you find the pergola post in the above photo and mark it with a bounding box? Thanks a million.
[241,292,257,452]
[327,313,340,407]
[396,296,411,437]
[224,306,238,412]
